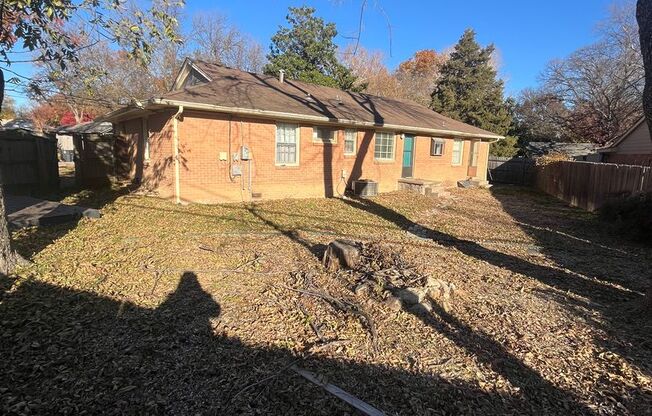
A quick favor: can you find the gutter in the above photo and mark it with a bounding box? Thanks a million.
[149,98,505,141]
[173,105,184,204]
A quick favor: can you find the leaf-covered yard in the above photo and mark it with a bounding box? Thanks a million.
[1,186,651,415]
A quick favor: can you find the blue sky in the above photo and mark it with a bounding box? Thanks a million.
[185,0,617,95]
[8,0,620,107]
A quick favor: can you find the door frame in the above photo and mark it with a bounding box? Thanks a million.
[401,134,415,178]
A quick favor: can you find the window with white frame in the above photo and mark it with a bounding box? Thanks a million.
[374,131,395,160]
[276,123,300,165]
[312,126,336,144]
[344,129,357,155]
[430,138,444,156]
[451,139,464,166]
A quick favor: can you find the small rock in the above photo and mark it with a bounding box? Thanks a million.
[396,287,426,305]
[427,287,442,299]
[383,296,402,311]
[409,302,432,316]
[426,276,442,289]
[526,245,543,255]
[353,283,370,296]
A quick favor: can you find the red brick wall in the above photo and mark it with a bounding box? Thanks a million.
[115,118,141,180]
[121,110,489,203]
[142,111,176,198]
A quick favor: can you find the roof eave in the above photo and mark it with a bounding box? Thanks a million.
[149,98,505,141]
[597,147,617,153]
[97,105,152,123]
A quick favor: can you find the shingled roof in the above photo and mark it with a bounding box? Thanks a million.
[106,59,504,140]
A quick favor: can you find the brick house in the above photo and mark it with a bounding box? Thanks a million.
[102,58,504,203]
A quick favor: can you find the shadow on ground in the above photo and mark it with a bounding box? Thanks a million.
[0,272,586,414]
[10,184,134,260]
[4,187,649,414]
[488,186,652,379]
[1,271,593,415]
[338,187,650,413]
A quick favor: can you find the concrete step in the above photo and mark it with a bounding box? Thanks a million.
[398,178,453,197]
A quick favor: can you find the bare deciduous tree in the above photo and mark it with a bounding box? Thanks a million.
[340,45,401,97]
[513,88,578,142]
[535,0,644,144]
[190,13,266,73]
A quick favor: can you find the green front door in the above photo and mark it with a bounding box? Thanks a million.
[402,135,414,178]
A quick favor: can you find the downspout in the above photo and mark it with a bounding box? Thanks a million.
[228,115,235,182]
[173,106,184,204]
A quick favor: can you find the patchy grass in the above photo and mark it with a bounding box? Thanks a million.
[2,186,651,415]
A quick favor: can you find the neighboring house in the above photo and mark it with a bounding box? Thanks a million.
[52,126,75,162]
[524,141,600,162]
[598,117,652,166]
[101,58,503,203]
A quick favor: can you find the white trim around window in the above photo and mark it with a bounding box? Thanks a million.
[374,131,395,161]
[451,139,464,166]
[344,129,357,156]
[275,123,300,166]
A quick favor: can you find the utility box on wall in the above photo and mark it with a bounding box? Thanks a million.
[241,145,250,160]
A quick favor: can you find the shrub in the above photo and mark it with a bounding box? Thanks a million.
[599,193,652,243]
[534,152,571,166]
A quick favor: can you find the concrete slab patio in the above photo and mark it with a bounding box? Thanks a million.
[6,195,100,229]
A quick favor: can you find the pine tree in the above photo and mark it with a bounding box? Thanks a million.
[264,7,359,91]
[430,29,511,136]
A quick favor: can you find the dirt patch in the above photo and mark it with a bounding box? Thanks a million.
[2,186,651,414]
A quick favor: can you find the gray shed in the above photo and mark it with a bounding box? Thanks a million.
[65,121,116,186]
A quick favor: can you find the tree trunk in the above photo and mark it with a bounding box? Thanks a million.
[637,0,652,139]
[0,68,17,275]
[636,1,652,313]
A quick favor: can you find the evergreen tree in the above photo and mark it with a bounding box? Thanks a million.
[264,7,359,90]
[430,29,511,136]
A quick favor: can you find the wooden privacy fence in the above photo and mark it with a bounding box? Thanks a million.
[0,130,59,192]
[487,157,535,185]
[535,161,652,211]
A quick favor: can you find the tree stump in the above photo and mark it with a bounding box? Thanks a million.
[322,240,360,271]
